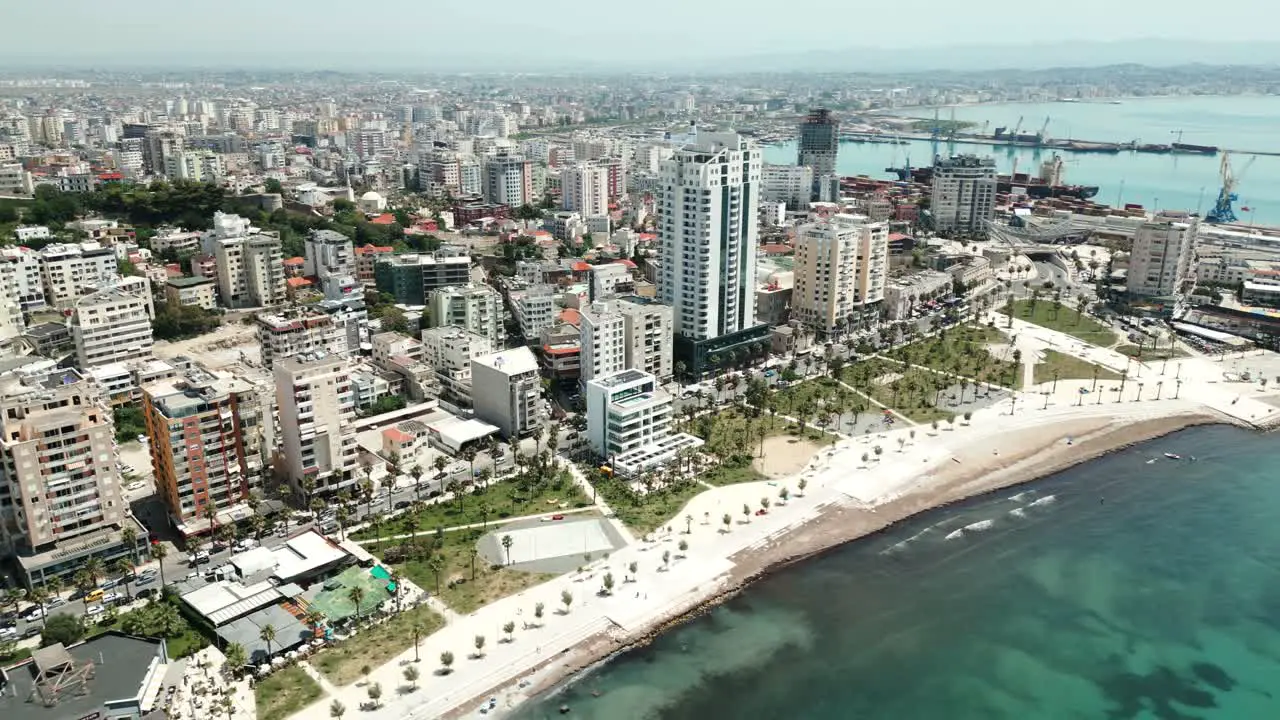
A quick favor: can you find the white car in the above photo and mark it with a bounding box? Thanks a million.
[21,607,43,623]
[137,434,149,444]
[101,592,122,605]
[85,605,105,618]
[126,481,146,492]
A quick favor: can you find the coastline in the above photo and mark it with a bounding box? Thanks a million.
[477,410,1231,716]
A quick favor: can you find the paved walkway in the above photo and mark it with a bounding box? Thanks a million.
[352,506,597,545]
[563,459,636,545]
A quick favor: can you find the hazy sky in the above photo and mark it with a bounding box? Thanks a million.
[6,0,1280,71]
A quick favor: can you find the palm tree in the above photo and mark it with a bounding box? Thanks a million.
[259,623,277,658]
[83,556,104,587]
[121,525,139,563]
[225,642,248,674]
[329,699,346,719]
[468,545,480,580]
[410,465,424,499]
[151,543,168,587]
[504,621,515,642]
[426,555,445,595]
[348,585,367,619]
[501,535,514,565]
[412,620,427,662]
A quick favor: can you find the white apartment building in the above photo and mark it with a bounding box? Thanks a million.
[657,131,761,342]
[483,154,532,207]
[13,226,51,243]
[256,309,348,367]
[72,281,156,370]
[0,246,46,311]
[371,331,425,368]
[0,364,142,588]
[151,227,202,255]
[39,242,118,306]
[510,285,557,339]
[420,326,493,409]
[761,163,814,210]
[304,229,356,281]
[203,213,286,308]
[164,276,218,310]
[930,155,997,237]
[792,214,889,336]
[1127,212,1199,298]
[579,302,626,384]
[580,297,674,383]
[589,262,634,301]
[427,283,502,346]
[471,347,545,438]
[164,149,225,182]
[274,353,359,497]
[0,162,34,196]
[584,369,702,476]
[560,163,609,217]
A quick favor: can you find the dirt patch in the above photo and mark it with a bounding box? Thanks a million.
[752,435,823,479]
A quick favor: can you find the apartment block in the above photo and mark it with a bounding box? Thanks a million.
[274,353,359,497]
[792,214,889,336]
[1127,212,1199,298]
[420,326,492,408]
[165,276,217,310]
[510,285,557,340]
[354,245,394,286]
[255,309,348,367]
[471,347,545,438]
[142,366,267,536]
[0,246,46,311]
[202,212,286,309]
[374,252,472,305]
[426,283,502,346]
[930,155,997,237]
[584,369,702,476]
[0,365,145,588]
[72,281,156,370]
[39,242,118,306]
[304,229,355,281]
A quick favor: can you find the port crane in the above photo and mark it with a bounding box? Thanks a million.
[1206,152,1257,224]
[1037,116,1050,142]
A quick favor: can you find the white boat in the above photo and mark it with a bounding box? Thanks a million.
[1164,453,1182,460]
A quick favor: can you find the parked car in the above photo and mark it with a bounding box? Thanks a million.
[21,625,41,639]
[135,574,155,586]
[21,607,43,623]
[394,500,412,510]
[47,596,67,609]
[135,588,156,601]
[85,605,105,618]
[189,550,210,565]
[101,592,122,605]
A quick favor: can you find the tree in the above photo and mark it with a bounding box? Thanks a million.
[411,620,427,663]
[628,561,638,582]
[426,555,445,595]
[224,642,248,674]
[367,682,383,709]
[722,513,732,532]
[602,573,615,595]
[662,549,671,568]
[152,543,169,587]
[440,651,455,674]
[761,497,771,512]
[349,585,367,619]
[742,503,751,523]
[501,534,514,565]
[534,602,545,623]
[474,634,486,658]
[678,539,688,556]
[259,623,277,657]
[503,621,516,643]
[561,590,573,613]
[779,487,790,503]
[41,613,85,647]
[329,699,347,719]
[402,665,420,691]
[798,478,807,495]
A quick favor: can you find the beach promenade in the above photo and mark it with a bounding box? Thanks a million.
[286,316,1280,720]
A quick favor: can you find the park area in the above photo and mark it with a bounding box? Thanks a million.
[593,476,705,537]
[309,603,446,685]
[352,469,590,543]
[1002,300,1117,346]
[255,665,324,720]
[1032,349,1123,386]
[307,564,395,622]
[682,405,838,486]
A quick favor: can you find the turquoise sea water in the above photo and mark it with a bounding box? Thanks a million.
[512,425,1280,719]
[762,96,1280,225]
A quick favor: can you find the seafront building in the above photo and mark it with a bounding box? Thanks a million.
[142,366,269,536]
[274,352,359,497]
[930,154,997,237]
[1127,212,1199,299]
[584,368,702,476]
[657,130,768,376]
[0,364,146,588]
[791,214,889,336]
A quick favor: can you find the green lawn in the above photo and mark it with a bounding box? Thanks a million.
[310,603,445,685]
[1002,300,1116,346]
[1116,343,1190,360]
[840,359,958,424]
[679,407,835,486]
[772,377,869,419]
[352,470,590,541]
[885,324,1021,389]
[592,473,706,536]
[387,531,557,614]
[1032,350,1123,386]
[255,666,324,720]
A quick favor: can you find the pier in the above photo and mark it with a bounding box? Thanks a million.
[884,131,1280,158]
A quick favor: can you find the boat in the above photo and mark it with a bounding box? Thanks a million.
[1171,142,1218,155]
[1164,453,1182,460]
[1136,143,1173,154]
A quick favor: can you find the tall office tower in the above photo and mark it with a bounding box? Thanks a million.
[560,163,610,217]
[483,154,532,207]
[142,366,268,536]
[792,214,890,337]
[0,365,144,588]
[930,154,997,237]
[797,109,839,177]
[657,131,765,375]
[274,353,358,497]
[1127,212,1199,298]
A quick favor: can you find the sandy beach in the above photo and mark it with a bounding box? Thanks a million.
[290,314,1280,720]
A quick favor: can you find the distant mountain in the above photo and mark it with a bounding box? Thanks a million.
[4,39,1280,75]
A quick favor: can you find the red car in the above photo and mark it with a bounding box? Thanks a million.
[551,514,565,521]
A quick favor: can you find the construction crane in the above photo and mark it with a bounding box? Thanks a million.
[1011,115,1025,138]
[1206,152,1257,224]
[1037,116,1051,142]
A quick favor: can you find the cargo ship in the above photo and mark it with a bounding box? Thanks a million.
[1172,142,1218,155]
[884,154,1098,200]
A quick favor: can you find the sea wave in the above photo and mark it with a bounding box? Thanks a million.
[1028,495,1057,508]
[1008,507,1027,518]
[944,529,965,541]
[1007,491,1032,502]
[963,519,995,532]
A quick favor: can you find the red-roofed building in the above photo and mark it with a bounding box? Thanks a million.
[761,243,793,256]
[540,342,581,379]
[286,277,313,289]
[370,213,397,225]
[355,244,395,285]
[283,256,306,278]
[559,308,581,327]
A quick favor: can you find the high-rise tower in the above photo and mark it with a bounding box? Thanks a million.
[797,109,839,177]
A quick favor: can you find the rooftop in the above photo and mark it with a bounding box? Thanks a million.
[472,346,539,376]
[165,275,214,288]
[0,632,165,720]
